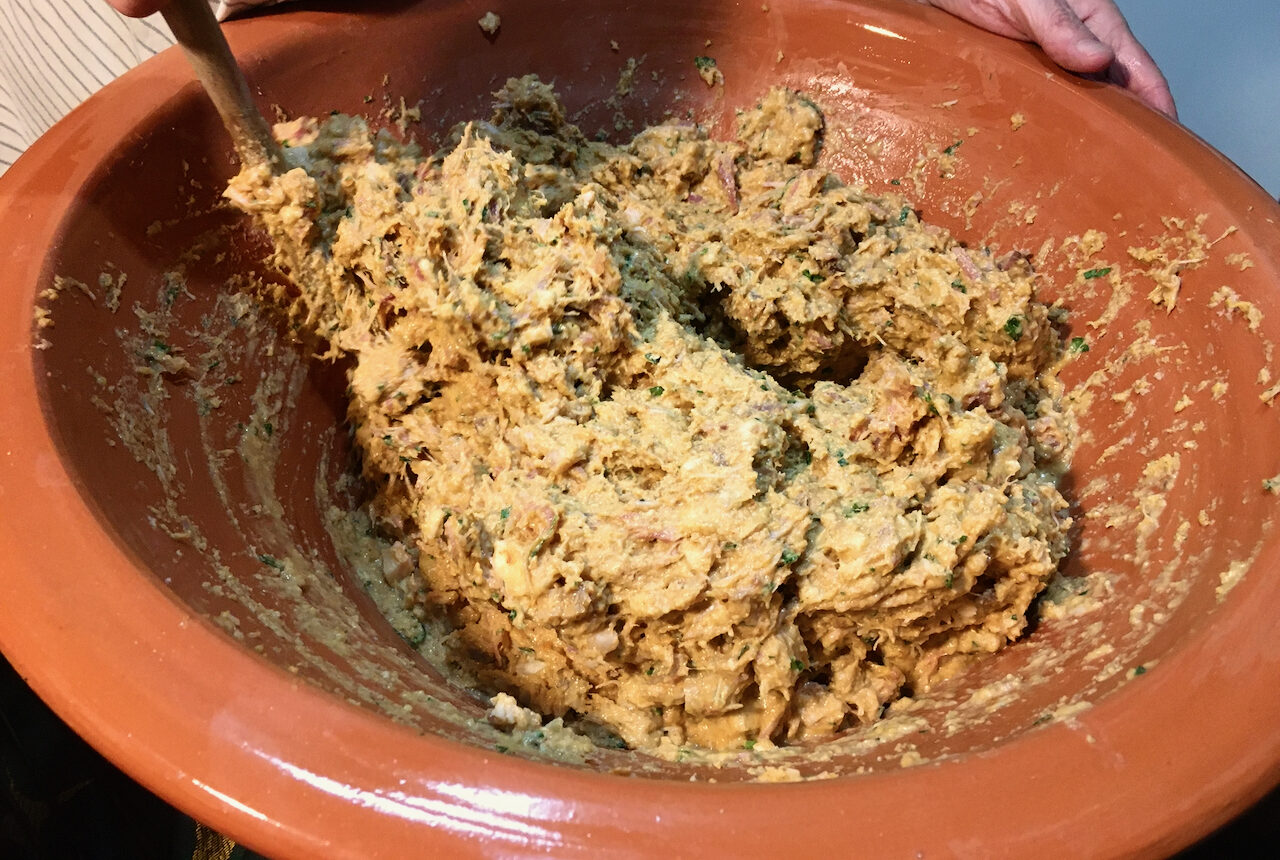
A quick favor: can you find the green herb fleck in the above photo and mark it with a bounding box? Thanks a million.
[780,549,800,565]
[917,387,940,416]
[801,269,824,283]
[694,55,717,72]
[258,554,283,570]
[951,278,967,293]
[843,502,870,516]
[649,385,665,397]
[1083,266,1112,280]
[1069,336,1090,354]
[1133,664,1147,676]
[499,507,511,520]
[944,571,954,588]
[644,352,662,364]
[898,206,911,225]
[743,739,756,750]
[790,658,805,672]
[943,140,963,155]
[1004,315,1024,341]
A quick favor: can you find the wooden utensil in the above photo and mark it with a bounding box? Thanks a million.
[161,0,283,171]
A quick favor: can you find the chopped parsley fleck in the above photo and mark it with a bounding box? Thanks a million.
[1004,315,1024,341]
[790,658,806,672]
[943,139,963,155]
[743,739,756,750]
[649,385,665,397]
[693,55,717,72]
[258,554,283,570]
[843,501,870,516]
[898,206,911,225]
[499,507,511,520]
[780,548,800,565]
[836,451,849,467]
[801,269,824,283]
[644,352,661,364]
[1133,664,1147,676]
[951,278,967,293]
[944,571,954,588]
[1069,336,1090,354]
[1082,266,1112,280]
[955,535,968,545]
[916,387,940,416]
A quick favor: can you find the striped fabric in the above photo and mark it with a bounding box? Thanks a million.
[0,0,276,175]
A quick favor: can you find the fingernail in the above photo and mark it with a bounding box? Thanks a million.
[1078,39,1112,60]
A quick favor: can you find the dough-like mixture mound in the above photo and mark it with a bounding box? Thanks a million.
[227,77,1073,753]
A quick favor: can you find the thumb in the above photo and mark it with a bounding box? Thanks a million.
[1022,0,1114,74]
[108,1,169,17]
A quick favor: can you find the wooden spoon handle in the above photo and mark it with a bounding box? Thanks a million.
[161,0,283,171]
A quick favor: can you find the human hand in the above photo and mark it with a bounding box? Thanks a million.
[107,1,167,15]
[924,0,1176,117]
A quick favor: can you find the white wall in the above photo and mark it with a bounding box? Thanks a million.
[1115,0,1279,197]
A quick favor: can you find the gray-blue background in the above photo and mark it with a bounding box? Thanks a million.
[1117,0,1278,197]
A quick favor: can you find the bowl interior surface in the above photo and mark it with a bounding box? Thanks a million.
[3,0,1279,857]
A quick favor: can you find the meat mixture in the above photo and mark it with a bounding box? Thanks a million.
[226,77,1074,753]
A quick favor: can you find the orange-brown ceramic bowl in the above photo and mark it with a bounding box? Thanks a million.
[2,1,1278,856]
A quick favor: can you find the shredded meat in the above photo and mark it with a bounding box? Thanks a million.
[226,77,1073,755]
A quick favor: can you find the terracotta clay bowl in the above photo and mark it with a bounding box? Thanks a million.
[2,0,1278,856]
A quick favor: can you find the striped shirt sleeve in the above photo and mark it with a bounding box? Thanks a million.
[0,0,282,175]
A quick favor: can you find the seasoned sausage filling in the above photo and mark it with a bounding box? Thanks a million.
[227,77,1073,753]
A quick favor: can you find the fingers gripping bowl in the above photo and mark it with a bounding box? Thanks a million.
[1,1,1278,857]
